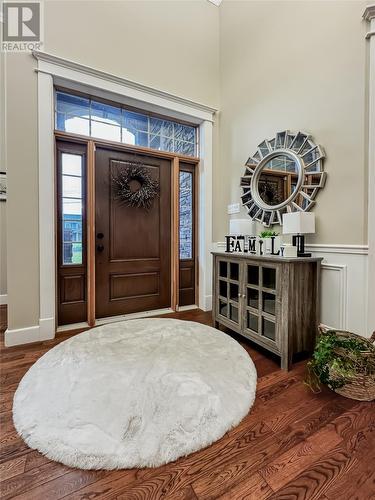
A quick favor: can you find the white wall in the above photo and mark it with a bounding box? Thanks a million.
[0,51,7,304]
[4,0,219,332]
[3,0,372,339]
[216,0,367,245]
[0,204,6,304]
[216,0,371,336]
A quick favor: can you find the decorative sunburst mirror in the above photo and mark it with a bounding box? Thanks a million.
[241,131,326,226]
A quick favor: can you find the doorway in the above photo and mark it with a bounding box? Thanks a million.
[95,147,171,318]
[56,138,197,326]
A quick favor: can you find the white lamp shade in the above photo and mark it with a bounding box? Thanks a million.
[282,212,315,234]
[229,218,256,235]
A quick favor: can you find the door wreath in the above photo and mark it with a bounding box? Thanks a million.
[112,163,159,209]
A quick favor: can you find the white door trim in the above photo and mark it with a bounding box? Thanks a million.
[38,71,56,340]
[363,5,375,335]
[32,51,217,122]
[5,51,216,346]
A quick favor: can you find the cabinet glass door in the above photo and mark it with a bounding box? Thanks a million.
[217,259,241,325]
[244,263,278,346]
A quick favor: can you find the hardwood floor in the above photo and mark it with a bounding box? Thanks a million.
[0,306,374,499]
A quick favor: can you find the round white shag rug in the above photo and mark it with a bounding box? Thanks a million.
[13,318,257,470]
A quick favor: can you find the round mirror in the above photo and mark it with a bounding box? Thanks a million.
[258,154,300,207]
[241,130,327,226]
[251,150,303,212]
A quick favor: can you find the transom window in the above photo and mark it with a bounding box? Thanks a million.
[55,91,198,157]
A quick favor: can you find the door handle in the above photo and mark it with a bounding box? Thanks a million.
[97,244,104,252]
[97,232,104,239]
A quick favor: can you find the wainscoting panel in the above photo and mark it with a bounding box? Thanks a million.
[320,264,348,330]
[307,247,368,336]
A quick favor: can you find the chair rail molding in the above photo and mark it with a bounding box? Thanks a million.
[305,244,368,255]
[363,4,375,335]
[5,51,215,346]
[214,242,369,255]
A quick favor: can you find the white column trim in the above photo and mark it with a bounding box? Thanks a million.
[38,71,56,335]
[363,5,375,22]
[198,121,213,311]
[364,5,375,335]
[5,52,215,346]
[5,72,56,346]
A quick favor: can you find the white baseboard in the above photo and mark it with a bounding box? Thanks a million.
[5,317,55,347]
[203,294,212,311]
[0,294,7,305]
[5,325,41,347]
[39,317,56,338]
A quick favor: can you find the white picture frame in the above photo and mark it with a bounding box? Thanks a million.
[0,172,7,201]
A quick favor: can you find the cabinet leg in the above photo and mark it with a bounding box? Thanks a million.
[281,357,289,371]
[281,353,292,371]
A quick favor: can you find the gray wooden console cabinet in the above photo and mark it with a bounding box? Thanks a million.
[212,252,323,370]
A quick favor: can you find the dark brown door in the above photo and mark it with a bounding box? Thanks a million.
[95,147,171,318]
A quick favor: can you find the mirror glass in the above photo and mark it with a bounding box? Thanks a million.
[241,130,326,226]
[257,154,299,207]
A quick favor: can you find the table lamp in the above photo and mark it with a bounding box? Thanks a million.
[282,212,315,257]
[229,219,256,236]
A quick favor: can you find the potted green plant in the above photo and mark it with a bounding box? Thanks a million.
[259,230,280,254]
[306,327,375,401]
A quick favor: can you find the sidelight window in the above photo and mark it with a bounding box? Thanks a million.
[179,171,193,259]
[55,91,198,157]
[61,153,84,265]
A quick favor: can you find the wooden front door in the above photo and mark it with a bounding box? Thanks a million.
[95,147,171,318]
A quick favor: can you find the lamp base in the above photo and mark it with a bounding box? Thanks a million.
[297,251,312,258]
[292,234,311,258]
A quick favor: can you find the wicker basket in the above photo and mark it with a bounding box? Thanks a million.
[319,327,375,402]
